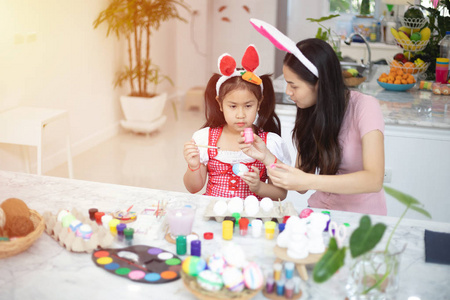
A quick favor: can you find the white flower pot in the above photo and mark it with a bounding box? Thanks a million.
[119,93,167,133]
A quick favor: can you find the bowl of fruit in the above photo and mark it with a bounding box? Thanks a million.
[389,52,431,75]
[342,68,366,87]
[377,66,416,91]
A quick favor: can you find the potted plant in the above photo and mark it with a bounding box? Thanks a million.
[313,186,431,299]
[93,0,189,133]
[307,14,343,61]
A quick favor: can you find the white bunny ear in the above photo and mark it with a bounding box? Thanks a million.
[250,18,319,78]
[218,53,236,76]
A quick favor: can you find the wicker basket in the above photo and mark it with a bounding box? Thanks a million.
[344,76,366,87]
[181,271,262,300]
[0,209,45,259]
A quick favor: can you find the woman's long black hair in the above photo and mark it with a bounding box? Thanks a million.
[202,73,281,135]
[285,38,349,175]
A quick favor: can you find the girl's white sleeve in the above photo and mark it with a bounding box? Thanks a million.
[192,127,210,165]
[266,132,293,166]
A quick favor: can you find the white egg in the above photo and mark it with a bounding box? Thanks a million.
[227,197,244,214]
[244,202,259,216]
[213,200,228,215]
[260,197,274,213]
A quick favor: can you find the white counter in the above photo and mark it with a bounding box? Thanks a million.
[0,171,449,300]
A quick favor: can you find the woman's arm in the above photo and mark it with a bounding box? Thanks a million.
[241,166,287,200]
[269,130,384,194]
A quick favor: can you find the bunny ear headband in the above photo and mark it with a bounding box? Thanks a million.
[249,18,319,78]
[216,44,264,96]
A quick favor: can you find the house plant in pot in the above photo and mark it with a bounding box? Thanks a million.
[93,0,189,133]
[313,186,431,299]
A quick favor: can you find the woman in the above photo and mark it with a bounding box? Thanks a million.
[241,19,386,215]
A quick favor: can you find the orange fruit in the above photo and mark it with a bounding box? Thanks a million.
[403,62,415,74]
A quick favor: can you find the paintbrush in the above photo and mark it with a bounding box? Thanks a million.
[196,145,220,149]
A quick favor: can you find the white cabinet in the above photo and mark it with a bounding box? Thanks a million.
[340,42,399,64]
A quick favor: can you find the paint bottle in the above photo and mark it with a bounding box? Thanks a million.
[251,219,263,238]
[124,227,134,246]
[285,262,295,279]
[239,218,249,236]
[88,208,98,221]
[285,279,294,299]
[273,262,282,281]
[116,223,127,242]
[231,212,240,227]
[95,211,105,225]
[264,221,276,240]
[186,234,198,255]
[278,223,286,233]
[176,235,187,255]
[191,240,201,257]
[222,220,233,240]
[101,214,113,229]
[276,278,286,296]
[224,216,236,231]
[244,127,254,143]
[109,219,120,235]
[265,274,275,293]
[292,276,301,294]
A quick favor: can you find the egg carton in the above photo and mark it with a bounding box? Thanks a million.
[203,199,297,223]
[43,208,114,253]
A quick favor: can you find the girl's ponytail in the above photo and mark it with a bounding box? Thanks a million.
[202,73,226,128]
[255,75,281,135]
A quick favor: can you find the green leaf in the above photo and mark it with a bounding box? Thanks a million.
[315,28,323,39]
[410,205,432,219]
[306,14,340,23]
[384,186,420,206]
[313,238,346,283]
[350,215,386,258]
[384,186,431,218]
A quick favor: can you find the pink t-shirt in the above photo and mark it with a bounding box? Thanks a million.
[308,91,387,215]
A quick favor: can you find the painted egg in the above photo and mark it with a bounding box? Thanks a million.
[232,163,249,176]
[243,262,264,290]
[207,253,227,275]
[223,243,247,268]
[76,224,93,240]
[227,197,243,214]
[57,209,70,222]
[69,219,82,232]
[197,270,223,292]
[222,267,245,292]
[213,200,228,216]
[182,256,207,277]
[61,213,76,228]
[299,208,314,219]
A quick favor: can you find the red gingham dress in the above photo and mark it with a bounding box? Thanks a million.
[204,127,268,200]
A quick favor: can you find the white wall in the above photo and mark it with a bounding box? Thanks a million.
[0,0,126,173]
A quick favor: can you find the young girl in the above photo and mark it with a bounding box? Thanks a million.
[183,45,291,200]
[245,19,386,215]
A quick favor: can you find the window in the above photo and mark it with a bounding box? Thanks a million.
[330,0,376,16]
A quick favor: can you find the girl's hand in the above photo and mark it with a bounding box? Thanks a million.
[267,162,309,191]
[241,166,261,193]
[183,139,200,169]
[238,133,269,163]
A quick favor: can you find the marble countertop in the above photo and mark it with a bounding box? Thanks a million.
[274,66,450,130]
[1,171,449,300]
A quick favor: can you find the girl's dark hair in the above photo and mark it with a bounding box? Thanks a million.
[202,73,281,135]
[285,38,349,175]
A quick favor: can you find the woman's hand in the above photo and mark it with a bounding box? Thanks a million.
[267,162,310,191]
[238,133,270,163]
[183,139,200,169]
[241,166,261,193]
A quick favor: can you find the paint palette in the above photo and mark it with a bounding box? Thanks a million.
[92,245,182,283]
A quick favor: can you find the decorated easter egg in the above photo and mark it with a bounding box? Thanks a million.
[207,253,227,275]
[61,213,76,228]
[227,197,243,214]
[232,163,249,176]
[197,270,223,292]
[300,208,314,219]
[213,200,228,216]
[76,224,92,240]
[223,243,247,268]
[222,267,245,292]
[57,209,70,222]
[243,262,264,290]
[182,256,207,277]
[69,219,82,232]
[260,197,274,213]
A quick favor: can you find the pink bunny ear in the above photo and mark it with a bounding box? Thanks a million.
[250,18,319,78]
[218,54,236,76]
[242,45,259,72]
